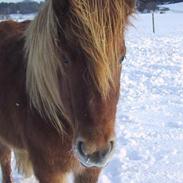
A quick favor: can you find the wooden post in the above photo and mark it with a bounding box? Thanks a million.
[152,11,155,33]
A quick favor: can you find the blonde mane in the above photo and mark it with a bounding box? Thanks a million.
[25,0,133,133]
[70,0,129,97]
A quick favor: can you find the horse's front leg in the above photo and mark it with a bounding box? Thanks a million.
[0,142,13,183]
[74,168,101,183]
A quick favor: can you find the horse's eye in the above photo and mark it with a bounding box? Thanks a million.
[119,55,126,64]
[62,54,70,64]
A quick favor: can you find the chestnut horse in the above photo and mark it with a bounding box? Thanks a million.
[0,0,134,182]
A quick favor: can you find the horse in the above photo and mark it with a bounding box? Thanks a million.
[0,0,134,182]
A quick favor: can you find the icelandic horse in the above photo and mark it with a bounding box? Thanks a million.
[0,0,134,182]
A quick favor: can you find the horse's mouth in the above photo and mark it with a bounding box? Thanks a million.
[79,158,108,168]
[74,147,113,168]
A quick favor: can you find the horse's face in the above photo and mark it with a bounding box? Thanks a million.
[52,0,133,169]
[61,44,125,168]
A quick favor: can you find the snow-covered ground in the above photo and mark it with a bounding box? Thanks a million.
[9,14,36,22]
[0,13,35,22]
[161,2,183,13]
[101,5,183,183]
[102,11,183,183]
[1,3,183,183]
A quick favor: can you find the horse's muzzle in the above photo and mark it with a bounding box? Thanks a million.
[74,139,115,168]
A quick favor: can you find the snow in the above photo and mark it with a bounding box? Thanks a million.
[1,5,183,183]
[10,14,36,21]
[98,10,183,183]
[160,2,183,13]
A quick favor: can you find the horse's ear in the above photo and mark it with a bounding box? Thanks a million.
[125,0,135,15]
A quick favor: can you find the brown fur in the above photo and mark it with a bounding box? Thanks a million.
[0,0,134,182]
[0,143,12,183]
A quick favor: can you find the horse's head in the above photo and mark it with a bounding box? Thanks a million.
[61,45,122,168]
[58,0,134,168]
[26,0,134,168]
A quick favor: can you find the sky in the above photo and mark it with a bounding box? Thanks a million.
[0,0,42,2]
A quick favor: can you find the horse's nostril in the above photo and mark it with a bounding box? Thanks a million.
[77,141,86,156]
[109,140,114,152]
[99,141,114,159]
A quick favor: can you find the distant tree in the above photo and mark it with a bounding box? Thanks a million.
[0,1,44,15]
[137,0,158,12]
[146,0,157,11]
[23,0,34,2]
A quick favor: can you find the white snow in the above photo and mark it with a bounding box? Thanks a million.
[10,14,36,21]
[160,2,183,13]
[100,8,183,183]
[1,4,183,183]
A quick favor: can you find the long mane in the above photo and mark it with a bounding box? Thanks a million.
[70,0,130,97]
[25,0,133,133]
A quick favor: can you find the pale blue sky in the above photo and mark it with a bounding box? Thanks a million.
[0,0,22,2]
[0,0,42,2]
